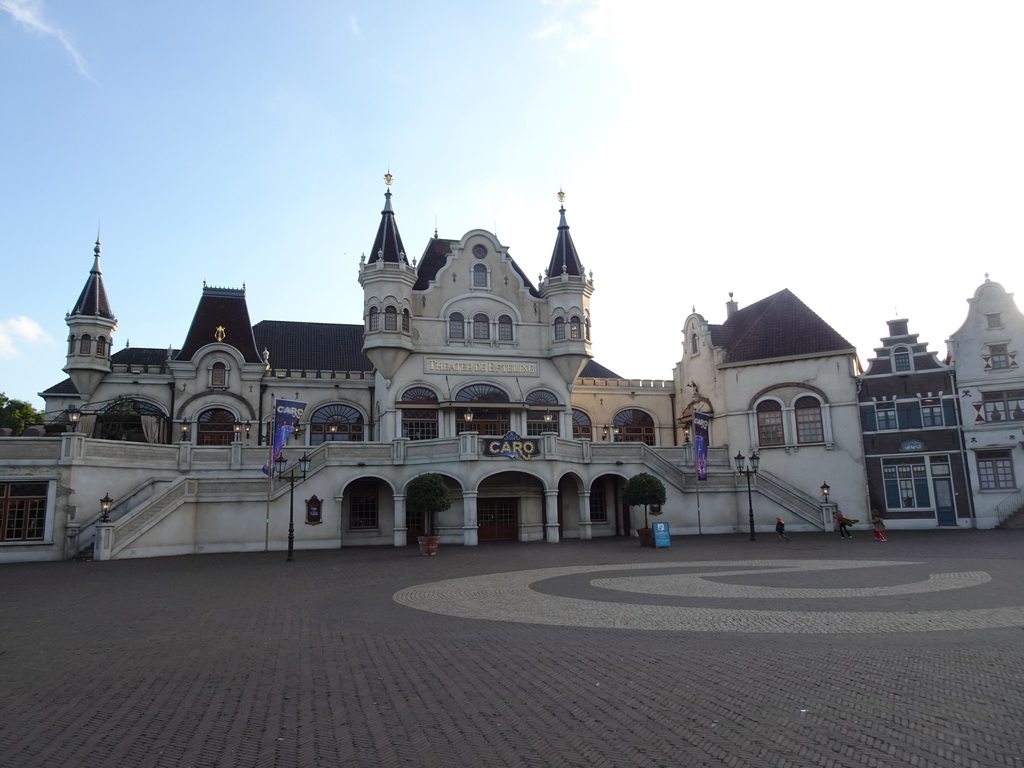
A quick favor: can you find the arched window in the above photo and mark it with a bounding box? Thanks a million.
[402,309,411,332]
[95,336,107,357]
[690,333,698,354]
[68,335,76,355]
[795,395,824,444]
[892,346,911,372]
[497,314,513,341]
[526,390,560,436]
[456,384,510,435]
[197,408,237,446]
[613,409,655,445]
[449,312,465,339]
[756,400,784,446]
[210,361,227,388]
[79,334,92,355]
[585,317,591,341]
[97,398,166,443]
[472,263,488,288]
[384,305,398,330]
[554,317,565,340]
[368,306,379,332]
[572,409,592,440]
[569,316,582,339]
[401,387,439,441]
[310,404,364,445]
[473,313,490,340]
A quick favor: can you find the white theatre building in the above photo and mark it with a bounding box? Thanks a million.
[2,184,873,562]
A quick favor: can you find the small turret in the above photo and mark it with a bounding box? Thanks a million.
[359,173,417,380]
[539,190,594,384]
[64,238,118,398]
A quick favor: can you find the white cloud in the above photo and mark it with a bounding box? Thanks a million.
[0,0,89,77]
[0,317,53,359]
[347,14,359,37]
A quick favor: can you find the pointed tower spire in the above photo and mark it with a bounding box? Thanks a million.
[367,171,408,264]
[69,238,115,319]
[546,188,584,277]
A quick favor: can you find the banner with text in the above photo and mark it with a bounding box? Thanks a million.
[262,399,306,475]
[693,411,710,481]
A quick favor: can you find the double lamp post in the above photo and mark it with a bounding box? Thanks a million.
[734,450,759,541]
[274,452,310,562]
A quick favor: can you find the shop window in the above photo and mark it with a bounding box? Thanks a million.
[1,481,48,542]
[882,459,931,508]
[977,451,1015,490]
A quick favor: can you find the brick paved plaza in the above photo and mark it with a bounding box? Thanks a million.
[2,530,1023,767]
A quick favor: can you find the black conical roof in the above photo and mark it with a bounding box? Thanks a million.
[70,240,115,319]
[366,189,408,265]
[547,204,584,277]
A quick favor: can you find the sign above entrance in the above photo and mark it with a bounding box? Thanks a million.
[484,431,539,460]
[424,357,539,377]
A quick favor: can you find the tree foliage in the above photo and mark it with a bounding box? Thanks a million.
[622,472,667,529]
[405,473,452,535]
[0,393,45,436]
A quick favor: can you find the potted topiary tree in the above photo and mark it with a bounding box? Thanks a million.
[622,472,667,547]
[406,472,451,555]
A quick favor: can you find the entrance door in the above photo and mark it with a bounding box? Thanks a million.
[934,477,957,526]
[478,498,518,541]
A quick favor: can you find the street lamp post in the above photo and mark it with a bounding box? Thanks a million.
[734,451,760,541]
[275,452,311,562]
[99,493,113,523]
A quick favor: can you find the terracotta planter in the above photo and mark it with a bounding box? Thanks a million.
[636,527,654,548]
[417,535,441,556]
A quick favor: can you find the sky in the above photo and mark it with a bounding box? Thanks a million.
[2,1,1022,411]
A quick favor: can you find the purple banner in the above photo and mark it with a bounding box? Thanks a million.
[693,411,710,481]
[262,398,306,475]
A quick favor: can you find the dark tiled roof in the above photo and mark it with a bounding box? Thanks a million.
[547,206,584,278]
[711,289,855,364]
[366,190,408,265]
[176,287,263,364]
[41,378,79,395]
[580,360,622,379]
[69,242,115,319]
[112,347,177,366]
[253,321,373,372]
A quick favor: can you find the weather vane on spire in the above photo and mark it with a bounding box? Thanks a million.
[384,170,393,187]
[557,188,565,203]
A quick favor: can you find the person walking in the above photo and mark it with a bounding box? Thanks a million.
[775,517,790,542]
[834,508,856,538]
[871,511,888,541]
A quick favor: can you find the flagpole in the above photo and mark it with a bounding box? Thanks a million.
[265,395,275,552]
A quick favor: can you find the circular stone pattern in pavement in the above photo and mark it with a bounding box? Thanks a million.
[393,559,1024,634]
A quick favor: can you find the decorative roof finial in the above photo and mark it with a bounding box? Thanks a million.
[557,188,565,204]
[384,169,393,187]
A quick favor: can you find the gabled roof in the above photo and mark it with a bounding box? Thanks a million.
[547,203,584,278]
[413,237,540,297]
[580,360,621,379]
[366,189,408,265]
[253,321,373,372]
[176,286,263,364]
[710,289,854,364]
[69,240,115,319]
